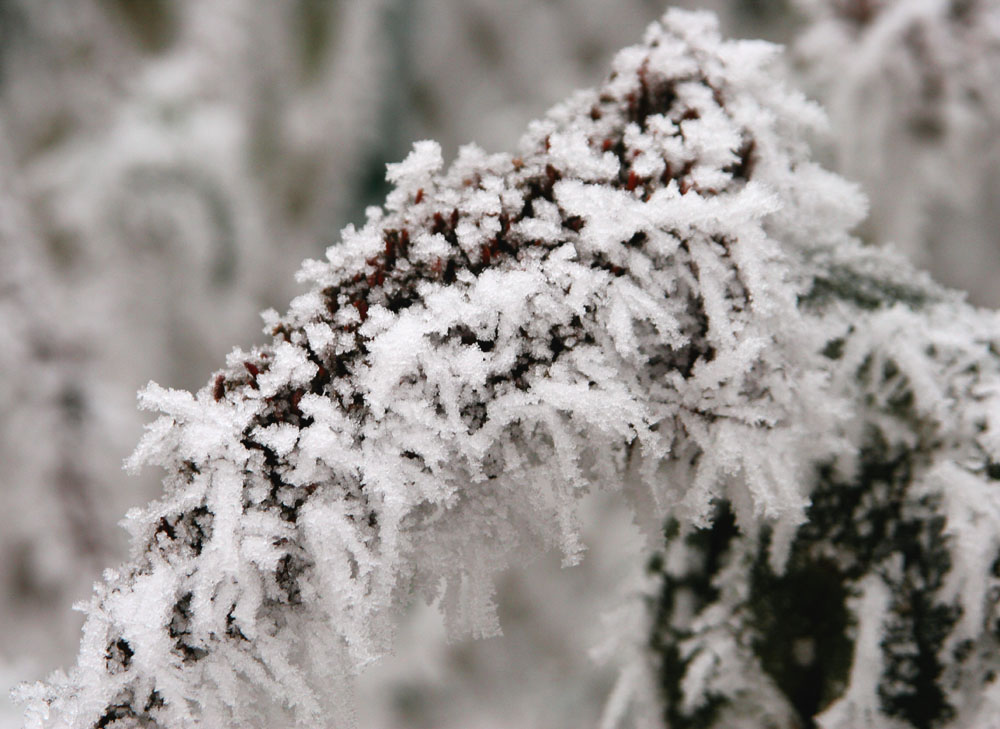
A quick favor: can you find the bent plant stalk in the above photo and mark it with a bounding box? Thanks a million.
[17,10,1000,729]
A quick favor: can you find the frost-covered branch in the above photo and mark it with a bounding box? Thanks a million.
[16,9,1000,729]
[644,256,1000,728]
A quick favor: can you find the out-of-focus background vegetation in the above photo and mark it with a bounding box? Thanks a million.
[2,1,997,726]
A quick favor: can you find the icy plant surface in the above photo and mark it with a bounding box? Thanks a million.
[646,265,1000,728]
[17,9,1000,729]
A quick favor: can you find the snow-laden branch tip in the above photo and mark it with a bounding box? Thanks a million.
[16,8,1000,729]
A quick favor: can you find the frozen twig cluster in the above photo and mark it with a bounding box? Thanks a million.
[14,8,1000,729]
[647,254,1000,728]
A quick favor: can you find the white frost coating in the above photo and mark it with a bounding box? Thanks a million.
[644,282,1000,728]
[386,140,444,184]
[548,128,622,182]
[925,462,1000,648]
[816,576,894,729]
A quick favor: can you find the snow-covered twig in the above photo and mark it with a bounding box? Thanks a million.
[16,10,1000,729]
